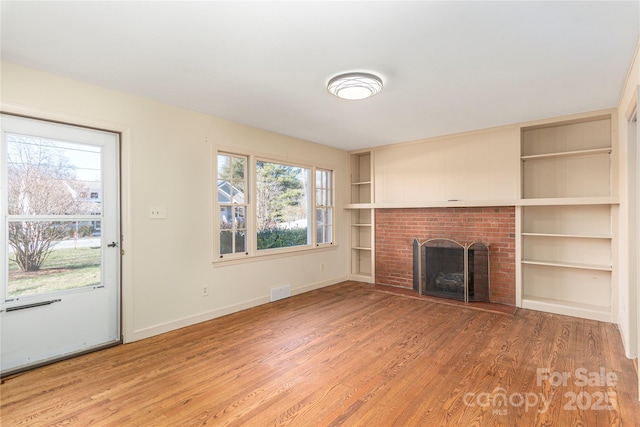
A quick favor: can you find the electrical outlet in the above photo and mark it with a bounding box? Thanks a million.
[202,285,209,297]
[149,207,167,219]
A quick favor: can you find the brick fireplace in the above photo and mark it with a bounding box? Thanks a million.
[375,207,516,306]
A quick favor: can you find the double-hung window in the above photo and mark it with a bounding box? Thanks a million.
[216,152,334,260]
[217,153,248,256]
[315,168,333,245]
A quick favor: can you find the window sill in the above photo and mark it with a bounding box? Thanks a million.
[212,244,338,267]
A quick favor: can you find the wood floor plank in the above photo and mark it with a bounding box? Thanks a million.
[1,281,639,426]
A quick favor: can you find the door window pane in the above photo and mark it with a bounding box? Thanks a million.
[5,133,104,298]
[7,133,102,216]
[7,220,102,297]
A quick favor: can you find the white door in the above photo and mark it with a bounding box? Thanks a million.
[0,114,121,375]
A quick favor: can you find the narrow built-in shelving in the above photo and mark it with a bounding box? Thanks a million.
[519,115,615,322]
[348,152,375,283]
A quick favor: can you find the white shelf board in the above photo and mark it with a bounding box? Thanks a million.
[521,232,611,239]
[518,197,619,206]
[363,199,518,209]
[521,297,611,322]
[350,181,372,186]
[520,147,611,161]
[521,259,612,271]
[351,246,372,251]
[345,197,619,209]
[345,203,375,209]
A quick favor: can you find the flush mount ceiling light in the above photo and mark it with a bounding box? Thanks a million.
[327,72,383,100]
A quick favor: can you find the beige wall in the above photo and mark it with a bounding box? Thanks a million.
[373,127,520,206]
[0,62,349,342]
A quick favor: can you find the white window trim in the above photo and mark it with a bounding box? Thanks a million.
[214,148,337,265]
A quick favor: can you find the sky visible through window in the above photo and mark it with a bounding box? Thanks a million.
[7,133,101,182]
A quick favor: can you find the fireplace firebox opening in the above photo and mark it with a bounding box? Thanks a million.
[412,238,490,302]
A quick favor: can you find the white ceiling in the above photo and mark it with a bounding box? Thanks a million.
[1,1,639,151]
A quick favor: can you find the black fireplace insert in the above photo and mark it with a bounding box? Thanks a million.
[413,238,489,302]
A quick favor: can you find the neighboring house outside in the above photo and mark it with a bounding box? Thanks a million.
[66,180,102,236]
[218,180,245,226]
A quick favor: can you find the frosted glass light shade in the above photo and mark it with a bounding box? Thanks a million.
[327,72,383,100]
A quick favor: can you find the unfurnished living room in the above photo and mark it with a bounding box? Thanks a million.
[1,1,640,426]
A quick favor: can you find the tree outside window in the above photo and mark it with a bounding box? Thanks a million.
[256,161,309,250]
[7,134,97,272]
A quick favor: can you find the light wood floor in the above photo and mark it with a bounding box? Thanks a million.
[2,281,639,426]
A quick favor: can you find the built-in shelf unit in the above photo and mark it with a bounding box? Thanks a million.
[520,115,614,322]
[348,151,375,282]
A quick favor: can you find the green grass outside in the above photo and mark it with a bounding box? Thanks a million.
[8,246,101,297]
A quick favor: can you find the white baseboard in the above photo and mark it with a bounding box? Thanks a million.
[293,276,349,295]
[125,276,349,343]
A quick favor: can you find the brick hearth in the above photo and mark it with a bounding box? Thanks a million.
[375,207,516,305]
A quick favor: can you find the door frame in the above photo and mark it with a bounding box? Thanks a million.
[0,104,133,361]
[623,90,640,400]
[1,113,122,375]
